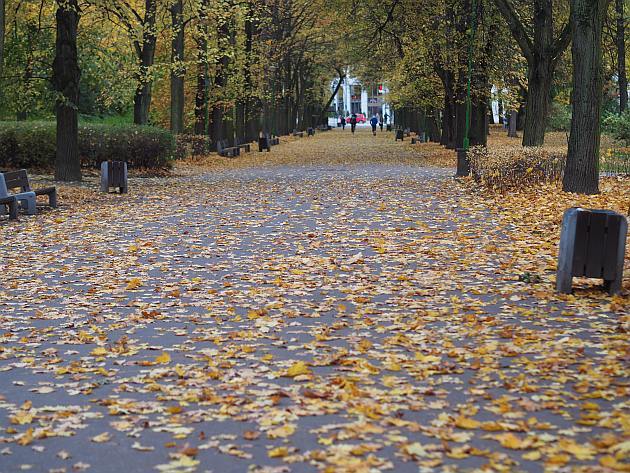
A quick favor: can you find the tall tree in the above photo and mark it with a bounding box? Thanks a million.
[133,0,157,125]
[53,0,81,181]
[170,0,185,134]
[194,0,209,135]
[492,0,572,146]
[616,0,627,112]
[0,0,4,81]
[211,1,231,147]
[563,0,611,194]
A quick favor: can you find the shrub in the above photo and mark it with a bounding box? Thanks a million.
[174,134,210,159]
[468,146,566,192]
[0,121,175,170]
[603,111,630,146]
[547,104,572,132]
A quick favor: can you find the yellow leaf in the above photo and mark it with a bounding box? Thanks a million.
[455,416,481,429]
[154,352,171,364]
[268,447,288,458]
[522,451,541,461]
[404,442,428,457]
[267,424,295,439]
[17,428,34,446]
[91,347,108,357]
[600,456,630,472]
[91,432,111,443]
[495,433,523,449]
[126,278,143,290]
[10,412,33,425]
[285,361,311,377]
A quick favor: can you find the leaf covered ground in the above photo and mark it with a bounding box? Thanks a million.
[0,127,628,473]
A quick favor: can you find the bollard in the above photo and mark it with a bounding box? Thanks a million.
[557,208,627,295]
[100,161,128,194]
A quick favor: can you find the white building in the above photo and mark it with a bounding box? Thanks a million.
[332,73,392,121]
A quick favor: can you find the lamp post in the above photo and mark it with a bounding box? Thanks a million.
[269,64,277,136]
[457,0,478,177]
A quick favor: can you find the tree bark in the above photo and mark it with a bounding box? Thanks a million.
[211,9,230,147]
[522,57,553,145]
[563,0,610,194]
[492,0,573,146]
[194,0,209,135]
[53,0,81,182]
[170,0,185,134]
[133,0,157,125]
[438,69,456,147]
[428,109,441,142]
[616,0,627,112]
[0,0,4,81]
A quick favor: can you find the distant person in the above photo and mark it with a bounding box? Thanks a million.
[370,115,378,135]
[341,116,346,130]
[384,112,389,124]
[379,116,384,131]
[350,113,357,134]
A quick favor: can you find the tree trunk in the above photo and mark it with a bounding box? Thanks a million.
[53,0,81,182]
[508,110,518,137]
[616,0,627,112]
[320,70,344,124]
[170,0,185,134]
[492,0,573,146]
[522,58,553,146]
[428,109,441,142]
[194,0,209,135]
[563,0,609,194]
[212,12,230,148]
[0,0,4,81]
[133,0,157,125]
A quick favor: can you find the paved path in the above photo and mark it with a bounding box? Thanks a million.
[0,129,626,473]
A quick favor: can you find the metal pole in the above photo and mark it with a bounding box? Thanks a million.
[463,0,478,151]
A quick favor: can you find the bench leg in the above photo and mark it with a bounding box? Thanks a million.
[9,200,18,220]
[19,195,37,215]
[49,189,58,208]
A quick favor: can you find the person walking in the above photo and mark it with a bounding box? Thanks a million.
[384,112,389,124]
[350,113,357,134]
[341,116,346,130]
[370,115,378,135]
[379,116,384,131]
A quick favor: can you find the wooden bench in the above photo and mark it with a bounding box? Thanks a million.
[292,130,304,138]
[2,169,57,209]
[557,208,627,295]
[217,139,240,157]
[235,138,251,153]
[100,161,128,194]
[0,196,18,220]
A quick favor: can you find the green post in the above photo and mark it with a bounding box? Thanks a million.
[463,0,478,151]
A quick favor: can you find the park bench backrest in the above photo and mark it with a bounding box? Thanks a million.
[2,170,30,193]
[570,209,624,279]
[107,161,126,187]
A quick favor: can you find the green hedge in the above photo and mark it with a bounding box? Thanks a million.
[0,121,175,169]
[603,111,630,146]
